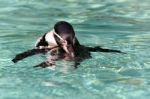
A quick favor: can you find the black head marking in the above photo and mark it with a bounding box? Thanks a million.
[53,21,76,45]
[35,33,48,47]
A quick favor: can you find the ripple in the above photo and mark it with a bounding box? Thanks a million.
[0,0,150,99]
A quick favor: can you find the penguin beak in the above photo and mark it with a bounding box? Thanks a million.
[63,45,70,54]
[62,44,75,58]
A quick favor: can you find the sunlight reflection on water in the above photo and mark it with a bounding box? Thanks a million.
[0,0,150,99]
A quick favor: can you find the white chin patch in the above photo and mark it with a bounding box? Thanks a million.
[45,29,58,47]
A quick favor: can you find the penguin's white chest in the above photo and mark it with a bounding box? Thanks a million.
[45,30,58,47]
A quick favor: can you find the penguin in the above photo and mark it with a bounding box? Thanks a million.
[12,21,125,68]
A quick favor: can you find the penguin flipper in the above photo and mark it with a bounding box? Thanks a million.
[12,47,58,63]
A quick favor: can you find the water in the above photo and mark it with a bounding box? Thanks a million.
[0,0,150,99]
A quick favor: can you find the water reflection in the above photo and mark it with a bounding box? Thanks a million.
[0,0,150,99]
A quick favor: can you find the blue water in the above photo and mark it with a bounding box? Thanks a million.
[0,0,150,99]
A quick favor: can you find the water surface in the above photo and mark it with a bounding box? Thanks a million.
[0,0,150,99]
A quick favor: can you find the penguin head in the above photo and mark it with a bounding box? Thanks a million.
[54,21,76,59]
